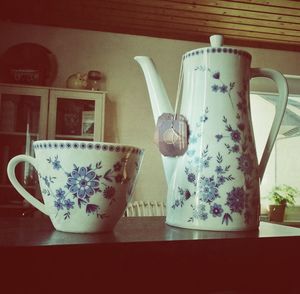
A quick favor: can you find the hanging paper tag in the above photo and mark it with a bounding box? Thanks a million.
[154,113,188,157]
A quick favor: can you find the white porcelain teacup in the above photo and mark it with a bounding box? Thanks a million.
[7,140,144,233]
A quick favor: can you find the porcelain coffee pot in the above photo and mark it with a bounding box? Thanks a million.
[135,35,288,231]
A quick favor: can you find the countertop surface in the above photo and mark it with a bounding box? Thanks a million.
[1,217,300,293]
[1,216,300,247]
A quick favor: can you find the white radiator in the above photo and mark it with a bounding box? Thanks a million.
[125,201,166,217]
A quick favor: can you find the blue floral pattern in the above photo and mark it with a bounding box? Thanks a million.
[169,66,259,227]
[66,166,101,200]
[39,154,135,220]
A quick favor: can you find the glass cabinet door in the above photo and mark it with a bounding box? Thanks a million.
[0,84,48,216]
[48,89,105,141]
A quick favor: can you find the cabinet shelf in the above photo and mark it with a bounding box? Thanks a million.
[55,134,94,140]
[0,131,39,137]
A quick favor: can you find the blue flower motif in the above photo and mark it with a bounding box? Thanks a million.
[219,84,228,93]
[215,166,223,174]
[56,188,65,199]
[174,199,181,208]
[51,156,62,170]
[187,173,196,183]
[226,186,245,213]
[54,200,64,211]
[192,206,208,220]
[171,194,185,209]
[215,134,223,142]
[64,199,75,210]
[66,166,100,200]
[41,156,135,220]
[203,160,209,168]
[217,175,226,185]
[195,157,211,170]
[200,177,218,203]
[211,84,219,92]
[210,203,224,217]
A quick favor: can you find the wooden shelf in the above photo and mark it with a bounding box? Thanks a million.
[0,131,39,136]
[54,134,93,140]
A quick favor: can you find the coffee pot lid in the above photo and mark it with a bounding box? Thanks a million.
[183,34,251,61]
[209,35,224,47]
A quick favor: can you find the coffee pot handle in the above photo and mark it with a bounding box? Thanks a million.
[251,68,288,180]
[7,155,49,215]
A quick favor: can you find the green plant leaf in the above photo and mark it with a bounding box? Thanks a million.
[268,185,299,206]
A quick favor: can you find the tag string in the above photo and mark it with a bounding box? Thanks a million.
[155,55,188,156]
[173,56,184,121]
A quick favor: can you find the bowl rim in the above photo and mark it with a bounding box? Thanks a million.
[32,140,144,153]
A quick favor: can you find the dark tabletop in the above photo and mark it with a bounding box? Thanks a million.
[1,216,300,247]
[1,217,300,293]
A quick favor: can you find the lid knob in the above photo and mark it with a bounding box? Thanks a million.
[210,35,223,47]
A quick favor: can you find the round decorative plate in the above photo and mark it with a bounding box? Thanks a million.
[0,43,57,86]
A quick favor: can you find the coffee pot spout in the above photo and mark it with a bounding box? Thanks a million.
[134,56,173,122]
[134,56,177,184]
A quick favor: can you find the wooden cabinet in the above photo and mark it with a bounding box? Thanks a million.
[48,88,105,141]
[0,83,106,216]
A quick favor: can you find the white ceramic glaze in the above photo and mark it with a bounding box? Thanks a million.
[7,140,144,233]
[135,34,288,231]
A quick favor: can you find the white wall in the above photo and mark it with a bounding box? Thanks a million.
[277,137,300,187]
[1,20,300,203]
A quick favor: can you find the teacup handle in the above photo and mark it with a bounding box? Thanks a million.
[251,68,288,180]
[7,155,49,215]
